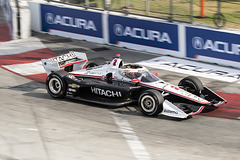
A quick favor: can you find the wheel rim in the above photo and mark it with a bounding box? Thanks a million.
[49,78,61,94]
[141,95,156,113]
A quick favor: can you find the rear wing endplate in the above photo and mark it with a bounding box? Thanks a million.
[41,51,88,75]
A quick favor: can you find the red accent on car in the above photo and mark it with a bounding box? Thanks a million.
[188,106,205,116]
[113,59,118,66]
[59,60,87,69]
[131,79,141,83]
[153,72,158,77]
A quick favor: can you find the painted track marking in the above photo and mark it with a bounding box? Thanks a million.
[136,56,240,83]
[112,112,151,160]
[0,44,58,83]
[2,61,45,75]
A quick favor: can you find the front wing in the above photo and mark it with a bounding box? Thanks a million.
[161,100,205,118]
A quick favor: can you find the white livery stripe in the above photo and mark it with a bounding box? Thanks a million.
[112,112,151,160]
[2,61,45,76]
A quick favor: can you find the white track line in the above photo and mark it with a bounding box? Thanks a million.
[2,61,45,75]
[0,37,46,55]
[112,112,151,160]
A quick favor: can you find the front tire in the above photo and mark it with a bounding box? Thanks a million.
[138,90,164,116]
[178,76,204,95]
[46,71,68,98]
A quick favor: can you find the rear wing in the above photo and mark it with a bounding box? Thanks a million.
[41,51,88,75]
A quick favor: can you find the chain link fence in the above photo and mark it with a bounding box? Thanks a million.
[48,0,240,29]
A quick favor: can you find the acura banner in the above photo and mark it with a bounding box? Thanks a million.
[187,27,240,63]
[41,4,103,40]
[108,15,179,53]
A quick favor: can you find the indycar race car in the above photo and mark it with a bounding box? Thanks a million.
[42,52,227,119]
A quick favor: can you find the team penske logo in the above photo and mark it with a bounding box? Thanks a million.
[91,87,122,97]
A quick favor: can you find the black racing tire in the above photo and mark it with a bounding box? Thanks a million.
[138,90,164,116]
[86,62,99,68]
[86,57,107,69]
[46,71,68,98]
[178,76,204,95]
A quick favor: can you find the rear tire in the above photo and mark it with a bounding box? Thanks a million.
[178,76,204,95]
[138,90,164,116]
[46,71,68,98]
[86,62,98,68]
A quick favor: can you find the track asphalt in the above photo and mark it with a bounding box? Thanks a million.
[1,32,240,120]
[0,7,240,160]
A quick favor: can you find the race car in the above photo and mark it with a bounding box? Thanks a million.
[42,52,227,119]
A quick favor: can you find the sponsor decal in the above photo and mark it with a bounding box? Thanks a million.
[45,13,97,31]
[192,36,240,55]
[67,74,77,80]
[113,24,172,44]
[136,56,240,82]
[163,109,178,114]
[91,87,122,97]
[68,84,80,88]
[68,88,76,92]
[50,52,77,63]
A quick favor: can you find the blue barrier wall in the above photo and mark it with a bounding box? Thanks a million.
[35,2,240,68]
[186,27,240,63]
[41,4,103,39]
[108,15,179,52]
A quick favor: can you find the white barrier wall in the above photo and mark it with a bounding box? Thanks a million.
[28,1,41,32]
[1,0,31,40]
[19,0,31,39]
[28,1,240,68]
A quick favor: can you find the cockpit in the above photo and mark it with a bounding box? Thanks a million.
[120,64,143,69]
[122,71,160,82]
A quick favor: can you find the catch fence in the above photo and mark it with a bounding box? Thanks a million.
[47,0,240,29]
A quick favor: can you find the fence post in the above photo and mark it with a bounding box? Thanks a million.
[86,0,89,7]
[200,0,205,17]
[217,0,221,14]
[190,0,193,23]
[15,0,21,39]
[169,0,173,22]
[126,0,129,8]
[104,0,111,10]
[146,0,149,15]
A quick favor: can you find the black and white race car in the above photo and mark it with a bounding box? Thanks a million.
[42,52,227,119]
